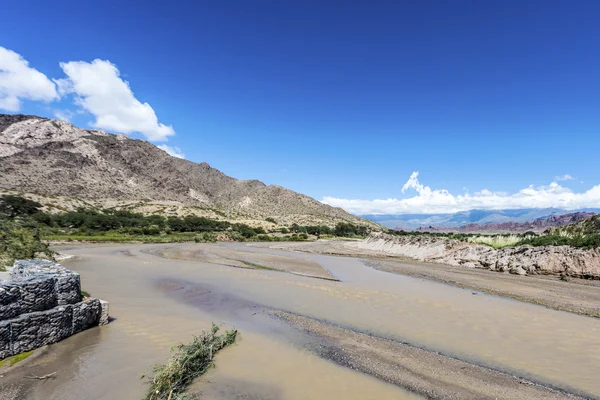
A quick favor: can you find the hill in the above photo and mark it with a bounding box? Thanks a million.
[416,212,596,233]
[0,114,378,229]
[549,214,600,235]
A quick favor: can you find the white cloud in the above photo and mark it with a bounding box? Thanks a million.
[55,59,174,141]
[157,144,185,159]
[555,174,575,181]
[322,171,600,215]
[0,47,59,111]
[53,109,74,122]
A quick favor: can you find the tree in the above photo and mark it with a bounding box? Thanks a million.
[0,219,55,269]
[0,195,43,217]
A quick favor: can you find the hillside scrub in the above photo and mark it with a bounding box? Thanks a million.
[388,228,600,249]
[549,214,600,235]
[0,195,373,245]
[467,234,534,249]
[143,324,238,400]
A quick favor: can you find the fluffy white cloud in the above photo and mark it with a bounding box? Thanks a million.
[555,174,575,181]
[0,47,59,111]
[55,59,174,141]
[322,171,600,215]
[157,144,185,159]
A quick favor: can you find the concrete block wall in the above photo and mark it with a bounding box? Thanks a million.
[0,260,108,360]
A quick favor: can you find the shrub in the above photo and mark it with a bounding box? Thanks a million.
[0,195,43,217]
[0,218,55,268]
[194,232,217,243]
[143,324,237,400]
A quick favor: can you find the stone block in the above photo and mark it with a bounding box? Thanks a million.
[43,305,74,344]
[0,260,109,361]
[0,284,21,320]
[0,320,12,359]
[11,312,48,354]
[99,300,109,326]
[72,299,101,334]
[18,277,57,314]
[55,273,81,305]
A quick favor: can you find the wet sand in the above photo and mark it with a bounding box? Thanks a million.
[144,243,338,280]
[1,243,599,399]
[254,240,600,317]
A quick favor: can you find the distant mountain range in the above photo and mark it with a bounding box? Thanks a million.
[416,212,596,233]
[363,208,600,230]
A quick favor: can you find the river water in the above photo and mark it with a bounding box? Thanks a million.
[8,243,600,399]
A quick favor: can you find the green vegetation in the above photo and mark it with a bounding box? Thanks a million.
[239,260,277,270]
[467,234,532,249]
[0,195,55,268]
[549,214,600,235]
[517,233,600,249]
[387,226,600,249]
[0,195,374,250]
[143,324,238,400]
[0,350,33,368]
[289,222,368,237]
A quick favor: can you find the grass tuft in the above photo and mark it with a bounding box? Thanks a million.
[467,234,532,249]
[143,324,238,400]
[0,350,33,368]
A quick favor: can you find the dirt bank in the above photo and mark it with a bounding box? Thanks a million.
[349,232,600,278]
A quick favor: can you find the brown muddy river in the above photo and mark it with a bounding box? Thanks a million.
[5,243,600,399]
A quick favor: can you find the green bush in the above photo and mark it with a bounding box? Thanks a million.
[143,324,237,400]
[0,218,55,268]
[194,232,217,243]
[0,195,43,217]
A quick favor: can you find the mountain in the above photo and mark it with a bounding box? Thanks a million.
[363,208,600,230]
[0,114,379,228]
[549,214,600,235]
[416,212,596,233]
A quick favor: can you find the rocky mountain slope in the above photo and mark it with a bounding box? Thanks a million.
[0,114,378,228]
[415,212,596,233]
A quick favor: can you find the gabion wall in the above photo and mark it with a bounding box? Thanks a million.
[0,260,108,359]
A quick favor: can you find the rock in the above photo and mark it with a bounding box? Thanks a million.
[99,300,109,325]
[510,266,527,276]
[72,299,101,334]
[0,320,11,359]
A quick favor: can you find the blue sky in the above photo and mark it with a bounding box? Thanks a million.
[1,1,599,214]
